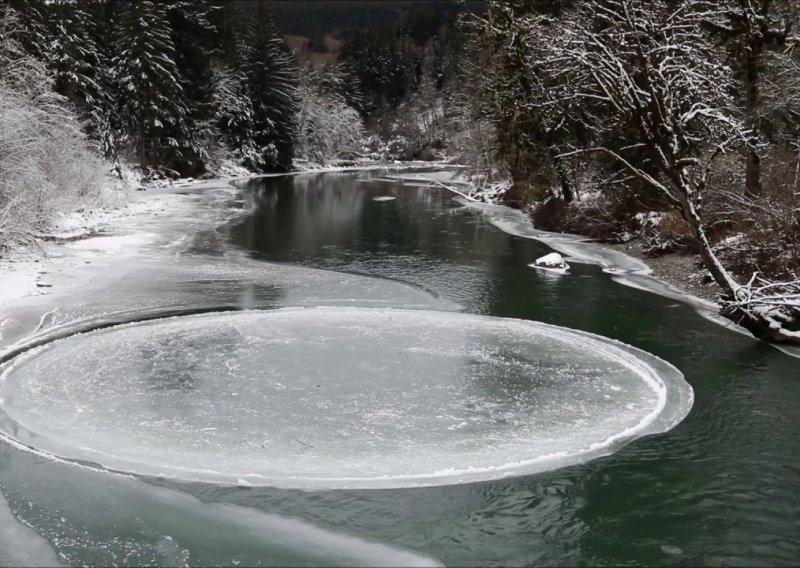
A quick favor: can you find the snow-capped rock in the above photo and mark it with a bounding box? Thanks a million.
[530,252,570,274]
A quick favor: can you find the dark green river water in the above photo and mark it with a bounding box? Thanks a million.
[0,169,797,566]
[228,171,800,566]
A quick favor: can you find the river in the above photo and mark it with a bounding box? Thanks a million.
[0,169,797,566]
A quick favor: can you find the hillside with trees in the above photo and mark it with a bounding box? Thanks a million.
[443,0,800,344]
[1,0,798,344]
[0,0,372,249]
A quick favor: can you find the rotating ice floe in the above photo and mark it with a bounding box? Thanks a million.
[0,307,693,489]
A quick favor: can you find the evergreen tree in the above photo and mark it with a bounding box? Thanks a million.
[0,3,32,70]
[164,0,220,170]
[203,3,257,166]
[77,0,127,161]
[74,0,125,161]
[6,0,49,61]
[241,1,298,172]
[339,28,409,113]
[112,0,192,175]
[47,1,105,141]
[212,62,256,164]
[295,59,365,164]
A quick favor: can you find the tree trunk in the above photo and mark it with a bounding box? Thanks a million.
[744,45,763,199]
[550,148,573,203]
[675,177,739,299]
[745,143,762,199]
[677,178,800,345]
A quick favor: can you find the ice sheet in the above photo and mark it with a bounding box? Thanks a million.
[0,490,61,567]
[0,445,441,567]
[0,307,692,488]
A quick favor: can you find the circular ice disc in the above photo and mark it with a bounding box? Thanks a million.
[0,308,692,488]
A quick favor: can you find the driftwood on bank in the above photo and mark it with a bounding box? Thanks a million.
[721,276,800,344]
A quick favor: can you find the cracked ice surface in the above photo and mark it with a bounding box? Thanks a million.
[0,307,692,488]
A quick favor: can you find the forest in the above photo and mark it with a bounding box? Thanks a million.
[0,0,799,343]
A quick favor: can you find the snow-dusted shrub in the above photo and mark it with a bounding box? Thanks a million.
[0,32,106,246]
[295,63,365,164]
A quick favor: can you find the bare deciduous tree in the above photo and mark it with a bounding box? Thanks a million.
[555,0,799,343]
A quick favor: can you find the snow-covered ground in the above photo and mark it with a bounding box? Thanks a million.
[1,188,196,314]
[0,163,257,337]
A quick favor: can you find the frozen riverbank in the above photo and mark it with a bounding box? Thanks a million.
[384,171,712,304]
[0,162,447,320]
[382,169,800,356]
[0,182,231,317]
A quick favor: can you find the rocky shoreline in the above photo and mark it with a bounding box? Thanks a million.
[605,241,722,305]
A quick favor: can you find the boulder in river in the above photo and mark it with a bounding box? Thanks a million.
[530,252,570,275]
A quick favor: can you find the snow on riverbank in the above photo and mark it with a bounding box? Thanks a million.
[0,162,449,317]
[0,185,213,317]
[403,170,800,356]
[393,169,777,334]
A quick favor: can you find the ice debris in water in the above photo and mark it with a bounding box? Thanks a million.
[372,196,396,202]
[660,545,683,556]
[0,307,692,488]
[530,252,570,274]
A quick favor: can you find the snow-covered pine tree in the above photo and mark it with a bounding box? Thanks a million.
[241,0,298,172]
[6,0,49,61]
[164,0,220,173]
[0,4,30,71]
[46,1,106,142]
[339,28,407,114]
[76,0,127,163]
[200,2,257,167]
[112,0,191,176]
[336,59,367,118]
[212,62,257,165]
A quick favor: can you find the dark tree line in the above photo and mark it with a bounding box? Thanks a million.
[334,4,468,161]
[338,6,462,115]
[4,0,299,177]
